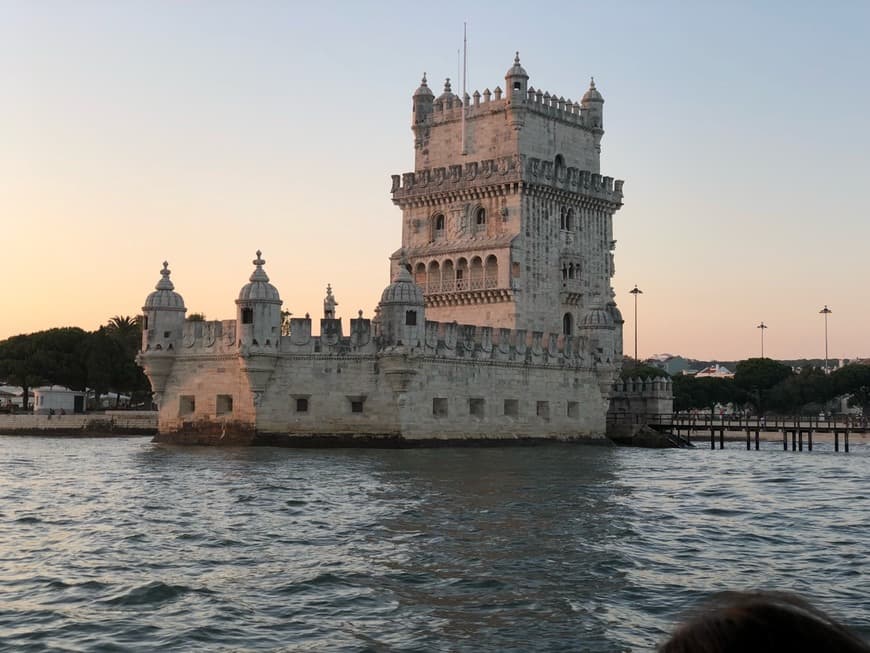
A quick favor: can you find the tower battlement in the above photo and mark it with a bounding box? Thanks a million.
[165,312,614,369]
[391,156,623,205]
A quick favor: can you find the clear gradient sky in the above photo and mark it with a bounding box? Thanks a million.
[3,1,869,360]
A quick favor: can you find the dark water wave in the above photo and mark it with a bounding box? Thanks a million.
[0,437,867,651]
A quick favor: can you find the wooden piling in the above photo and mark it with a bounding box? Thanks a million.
[719,427,724,449]
[746,427,751,450]
[782,429,787,451]
[845,429,850,453]
[755,428,760,450]
[808,429,813,451]
[835,430,839,452]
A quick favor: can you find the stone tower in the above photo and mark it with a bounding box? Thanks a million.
[390,54,624,339]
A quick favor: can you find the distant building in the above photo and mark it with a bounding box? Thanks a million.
[32,386,85,414]
[694,364,734,379]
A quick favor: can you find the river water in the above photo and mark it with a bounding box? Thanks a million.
[0,436,867,652]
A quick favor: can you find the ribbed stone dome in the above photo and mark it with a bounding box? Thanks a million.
[144,262,185,310]
[581,306,613,328]
[414,72,434,98]
[581,78,604,104]
[380,265,424,306]
[238,251,281,303]
[505,52,528,79]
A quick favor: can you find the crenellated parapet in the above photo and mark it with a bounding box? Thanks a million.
[409,319,613,369]
[391,155,623,205]
[609,376,674,416]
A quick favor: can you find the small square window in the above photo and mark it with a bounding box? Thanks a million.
[296,397,309,413]
[469,398,485,418]
[537,401,550,421]
[504,399,519,418]
[433,397,448,417]
[405,310,417,326]
[567,401,580,419]
[241,307,253,324]
[348,397,366,414]
[179,395,195,416]
[216,394,233,415]
[163,331,171,338]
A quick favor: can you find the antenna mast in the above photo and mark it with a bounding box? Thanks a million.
[461,22,467,155]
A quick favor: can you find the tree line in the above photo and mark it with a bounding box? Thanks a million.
[623,358,870,415]
[0,316,150,411]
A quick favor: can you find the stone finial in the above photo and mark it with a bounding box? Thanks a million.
[444,78,452,93]
[324,283,338,319]
[156,261,174,290]
[249,250,269,282]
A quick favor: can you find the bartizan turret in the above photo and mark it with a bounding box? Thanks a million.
[377,261,426,396]
[235,251,282,405]
[377,261,425,349]
[412,73,434,149]
[138,261,186,408]
[581,77,604,155]
[580,300,618,396]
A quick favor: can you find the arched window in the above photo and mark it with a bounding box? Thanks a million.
[475,207,486,229]
[442,259,455,292]
[414,262,426,286]
[566,208,574,231]
[563,313,573,336]
[484,255,498,288]
[456,257,469,290]
[470,256,484,289]
[555,154,565,170]
[427,260,440,292]
[241,307,253,324]
[433,213,445,240]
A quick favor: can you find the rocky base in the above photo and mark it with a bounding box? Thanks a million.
[153,428,612,448]
[606,423,690,448]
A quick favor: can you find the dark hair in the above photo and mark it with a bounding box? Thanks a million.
[659,591,870,653]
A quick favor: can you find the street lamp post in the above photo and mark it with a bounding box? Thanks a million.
[629,285,643,362]
[819,305,832,373]
[756,322,767,358]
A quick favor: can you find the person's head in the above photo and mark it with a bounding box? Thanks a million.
[659,591,870,653]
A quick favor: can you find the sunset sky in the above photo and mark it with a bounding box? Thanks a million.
[3,1,869,361]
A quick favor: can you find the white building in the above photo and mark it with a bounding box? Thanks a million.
[32,386,86,415]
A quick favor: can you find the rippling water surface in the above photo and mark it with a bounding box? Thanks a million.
[0,436,867,652]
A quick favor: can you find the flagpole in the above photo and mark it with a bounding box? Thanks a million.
[461,22,467,155]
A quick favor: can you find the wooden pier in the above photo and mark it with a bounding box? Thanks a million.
[607,412,863,452]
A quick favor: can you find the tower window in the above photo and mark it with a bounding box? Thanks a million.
[504,399,519,417]
[563,313,574,336]
[241,308,253,324]
[537,401,550,421]
[179,395,195,416]
[405,310,417,326]
[433,397,448,417]
[469,398,485,418]
[143,316,149,330]
[296,397,309,413]
[475,207,486,226]
[216,395,233,415]
[433,213,445,240]
[513,81,521,90]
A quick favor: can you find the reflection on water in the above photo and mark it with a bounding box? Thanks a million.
[0,437,867,651]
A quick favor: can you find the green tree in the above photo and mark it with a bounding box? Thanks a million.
[672,375,744,412]
[831,363,870,414]
[0,328,90,409]
[734,358,793,394]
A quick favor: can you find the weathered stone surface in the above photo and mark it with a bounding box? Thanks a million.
[139,56,631,448]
